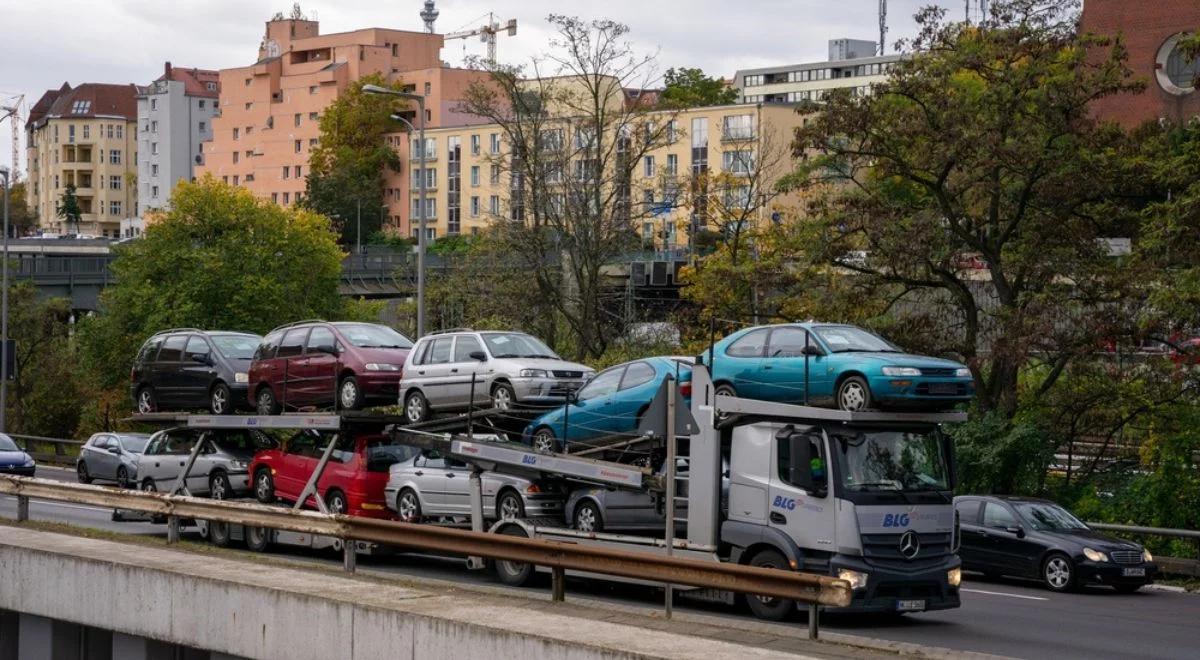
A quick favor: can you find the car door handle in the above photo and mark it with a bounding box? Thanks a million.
[447,473,456,478]
[763,365,773,370]
[451,368,459,373]
[770,512,786,524]
[418,370,426,375]
[414,471,423,476]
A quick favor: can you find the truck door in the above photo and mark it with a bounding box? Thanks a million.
[768,428,835,554]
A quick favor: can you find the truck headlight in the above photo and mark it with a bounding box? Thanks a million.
[881,366,921,377]
[837,568,869,590]
[520,369,549,378]
[235,372,249,383]
[365,363,401,371]
[1083,547,1108,562]
[955,368,971,378]
[1142,548,1153,562]
[947,567,962,588]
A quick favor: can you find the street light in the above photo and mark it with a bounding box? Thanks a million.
[0,165,9,433]
[363,84,428,338]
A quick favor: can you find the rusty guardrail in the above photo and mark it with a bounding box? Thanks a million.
[0,475,852,611]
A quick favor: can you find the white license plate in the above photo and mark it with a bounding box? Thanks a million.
[1122,568,1145,577]
[896,599,926,612]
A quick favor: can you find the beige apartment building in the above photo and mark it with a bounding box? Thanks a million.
[25,83,140,237]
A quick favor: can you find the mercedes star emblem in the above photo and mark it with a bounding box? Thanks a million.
[899,530,921,560]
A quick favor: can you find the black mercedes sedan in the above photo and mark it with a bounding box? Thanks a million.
[954,495,1157,593]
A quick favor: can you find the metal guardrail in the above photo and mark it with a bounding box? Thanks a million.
[10,434,83,464]
[1087,522,1200,576]
[0,475,852,615]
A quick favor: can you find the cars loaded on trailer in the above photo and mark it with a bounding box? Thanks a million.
[136,427,276,497]
[0,433,35,476]
[76,432,152,487]
[131,329,263,414]
[385,449,565,522]
[398,329,593,423]
[700,323,974,411]
[249,321,414,413]
[954,495,1158,593]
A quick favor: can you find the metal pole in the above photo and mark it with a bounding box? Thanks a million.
[664,374,676,619]
[1,169,9,433]
[416,96,427,338]
[552,566,566,602]
[356,197,361,257]
[16,494,27,522]
[804,330,810,406]
[343,541,357,573]
[467,373,476,437]
[808,603,819,640]
[167,515,180,544]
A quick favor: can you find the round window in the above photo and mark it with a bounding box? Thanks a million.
[1156,33,1200,96]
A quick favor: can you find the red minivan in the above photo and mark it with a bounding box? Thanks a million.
[248,321,413,413]
[249,429,418,519]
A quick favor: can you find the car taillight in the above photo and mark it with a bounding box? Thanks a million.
[526,484,541,494]
[679,381,692,397]
[130,367,137,383]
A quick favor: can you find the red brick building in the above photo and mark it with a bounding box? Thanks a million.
[1082,0,1200,127]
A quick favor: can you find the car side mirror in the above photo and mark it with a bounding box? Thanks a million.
[316,344,338,356]
[1006,526,1025,539]
[469,350,487,361]
[802,344,822,357]
[108,445,122,454]
[191,354,211,365]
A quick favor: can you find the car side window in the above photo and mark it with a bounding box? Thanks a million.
[453,335,484,362]
[726,329,768,358]
[577,366,624,401]
[416,452,446,469]
[982,502,1018,529]
[277,328,308,358]
[330,434,356,463]
[410,340,430,366]
[144,436,162,455]
[306,327,336,354]
[428,337,453,365]
[620,362,656,390]
[184,336,211,363]
[139,337,164,362]
[766,327,816,358]
[157,334,186,361]
[955,499,982,524]
[285,430,320,457]
[256,331,283,360]
[162,431,198,455]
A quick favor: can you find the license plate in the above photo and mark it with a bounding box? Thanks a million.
[928,383,958,395]
[896,599,926,612]
[1122,568,1145,577]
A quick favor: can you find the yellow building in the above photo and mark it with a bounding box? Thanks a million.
[25,82,140,237]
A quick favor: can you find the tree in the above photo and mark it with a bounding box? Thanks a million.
[304,74,405,246]
[2,282,83,438]
[659,67,738,108]
[56,183,82,234]
[4,182,37,236]
[785,0,1147,417]
[458,15,679,358]
[78,176,353,387]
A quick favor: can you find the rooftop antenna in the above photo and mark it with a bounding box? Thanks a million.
[878,0,887,55]
[421,1,439,34]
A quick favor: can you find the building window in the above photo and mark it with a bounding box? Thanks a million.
[722,149,754,175]
[411,137,436,159]
[150,99,157,111]
[294,113,301,127]
[233,127,239,140]
[470,196,480,217]
[1158,33,1200,95]
[309,138,318,147]
[283,192,289,204]
[198,100,206,109]
[294,165,301,179]
[110,175,122,190]
[198,121,206,132]
[643,155,655,177]
[410,197,436,219]
[743,74,763,87]
[722,114,755,140]
[110,201,122,216]
[245,126,253,135]
[151,164,159,176]
[233,151,239,164]
[116,124,123,139]
[109,149,121,164]
[150,120,158,133]
[151,142,159,155]
[489,164,500,185]
[489,133,500,154]
[489,195,499,215]
[68,124,75,143]
[106,124,113,139]
[294,140,302,153]
[54,174,59,189]
[666,153,678,176]
[281,166,289,179]
[470,165,480,186]
[152,185,159,198]
[309,112,319,120]
[470,135,480,155]
[272,192,278,203]
[83,125,90,139]
[691,117,708,174]
[309,85,318,94]
[232,175,239,185]
[411,168,437,188]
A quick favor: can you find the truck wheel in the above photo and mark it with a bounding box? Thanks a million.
[492,524,534,586]
[245,526,271,552]
[745,550,795,621]
[207,518,232,547]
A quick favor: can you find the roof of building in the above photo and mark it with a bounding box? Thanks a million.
[41,82,139,122]
[155,62,220,98]
[26,83,70,128]
[733,53,903,81]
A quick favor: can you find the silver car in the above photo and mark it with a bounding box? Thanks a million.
[76,433,152,488]
[565,460,723,533]
[385,450,564,522]
[398,330,594,423]
[136,427,276,498]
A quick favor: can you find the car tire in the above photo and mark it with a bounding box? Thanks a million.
[836,376,873,412]
[254,469,275,504]
[209,382,232,415]
[76,461,92,484]
[1042,553,1076,592]
[745,550,795,621]
[404,390,429,424]
[256,387,280,415]
[491,383,516,411]
[141,478,157,493]
[531,427,557,454]
[573,500,603,533]
[245,525,271,552]
[116,466,131,489]
[396,488,422,523]
[136,386,157,414]
[325,490,348,515]
[339,377,363,411]
[497,491,526,520]
[1113,583,1142,594]
[492,523,535,586]
[209,472,233,501]
[714,383,737,419]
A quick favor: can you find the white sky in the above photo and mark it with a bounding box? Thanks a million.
[0,0,969,175]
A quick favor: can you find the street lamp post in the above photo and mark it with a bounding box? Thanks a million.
[0,166,10,433]
[363,84,427,338]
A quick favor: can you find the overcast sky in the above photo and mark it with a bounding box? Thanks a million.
[0,0,969,174]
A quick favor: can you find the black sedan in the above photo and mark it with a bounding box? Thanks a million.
[0,433,36,476]
[955,495,1157,593]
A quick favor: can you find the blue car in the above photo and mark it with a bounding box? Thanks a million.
[523,357,693,452]
[0,433,36,476]
[702,323,973,411]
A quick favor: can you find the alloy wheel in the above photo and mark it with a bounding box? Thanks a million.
[499,494,524,520]
[116,466,130,488]
[533,431,556,454]
[398,491,420,522]
[327,492,347,514]
[137,389,154,414]
[1045,556,1072,590]
[405,393,426,423]
[575,504,598,532]
[839,381,867,411]
[211,386,228,414]
[340,380,359,410]
[493,386,513,410]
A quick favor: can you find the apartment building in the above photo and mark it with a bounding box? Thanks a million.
[25,82,139,237]
[137,62,220,214]
[733,39,900,104]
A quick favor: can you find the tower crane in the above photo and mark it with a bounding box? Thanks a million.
[445,13,517,66]
[0,93,24,183]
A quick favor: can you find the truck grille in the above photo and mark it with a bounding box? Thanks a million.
[1110,550,1142,564]
[861,532,953,568]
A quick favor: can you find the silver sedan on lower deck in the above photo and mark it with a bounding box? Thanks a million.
[386,451,565,522]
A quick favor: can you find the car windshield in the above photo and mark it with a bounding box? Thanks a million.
[0,435,18,451]
[365,439,421,473]
[211,335,260,359]
[482,333,559,359]
[834,429,950,492]
[813,325,899,353]
[1013,502,1089,531]
[117,435,150,453]
[332,323,413,349]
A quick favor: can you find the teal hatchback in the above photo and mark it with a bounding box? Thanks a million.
[701,323,973,411]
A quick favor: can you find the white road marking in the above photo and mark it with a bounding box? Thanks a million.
[962,588,1049,601]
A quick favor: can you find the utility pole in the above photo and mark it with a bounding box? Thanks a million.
[356,197,361,256]
[878,0,888,56]
[0,167,9,432]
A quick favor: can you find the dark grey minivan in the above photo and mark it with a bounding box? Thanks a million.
[130,329,262,414]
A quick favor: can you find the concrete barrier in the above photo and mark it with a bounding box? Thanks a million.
[0,527,833,660]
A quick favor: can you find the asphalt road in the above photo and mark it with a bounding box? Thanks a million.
[4,466,1198,660]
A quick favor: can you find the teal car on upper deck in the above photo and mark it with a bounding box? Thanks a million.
[699,323,973,411]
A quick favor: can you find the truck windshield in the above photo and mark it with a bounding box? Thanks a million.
[833,429,949,492]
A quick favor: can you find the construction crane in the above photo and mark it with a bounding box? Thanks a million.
[0,93,23,183]
[445,13,517,66]
[878,0,887,56]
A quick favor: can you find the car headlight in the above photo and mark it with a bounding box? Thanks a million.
[520,369,549,378]
[22,457,35,467]
[947,567,962,588]
[1143,548,1153,562]
[1083,547,1108,562]
[229,460,249,469]
[837,568,869,590]
[235,372,249,383]
[882,366,922,377]
[955,367,971,378]
[365,363,401,371]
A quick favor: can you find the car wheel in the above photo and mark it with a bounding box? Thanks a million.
[573,501,603,533]
[115,466,131,489]
[245,525,271,552]
[836,376,873,412]
[254,469,275,504]
[209,382,232,415]
[136,386,157,414]
[339,377,362,411]
[256,387,280,415]
[1042,553,1076,592]
[714,383,737,419]
[140,478,157,493]
[404,390,429,424]
[491,383,516,411]
[532,427,557,454]
[325,490,348,515]
[745,550,795,621]
[396,488,422,523]
[1113,583,1142,594]
[76,461,92,484]
[492,524,535,586]
[209,472,233,501]
[497,491,526,520]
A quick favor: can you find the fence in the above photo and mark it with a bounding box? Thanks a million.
[9,434,83,465]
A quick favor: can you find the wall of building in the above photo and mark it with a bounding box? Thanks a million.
[28,117,138,237]
[137,79,218,213]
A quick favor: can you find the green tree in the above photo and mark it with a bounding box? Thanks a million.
[2,282,83,438]
[78,176,352,387]
[659,67,738,108]
[304,74,405,247]
[5,181,38,236]
[56,183,82,234]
